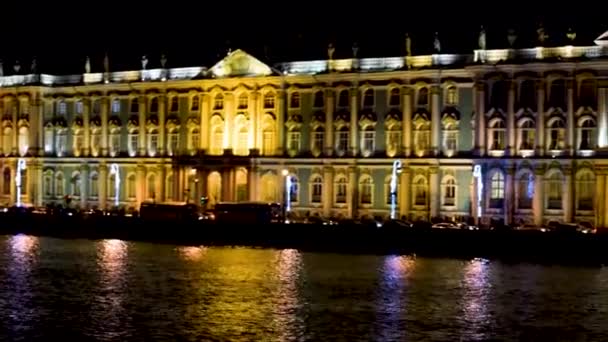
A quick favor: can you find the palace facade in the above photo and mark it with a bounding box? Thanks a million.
[1,30,608,227]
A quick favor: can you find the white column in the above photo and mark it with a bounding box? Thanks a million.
[200,94,210,152]
[566,81,575,155]
[324,90,334,156]
[536,82,545,156]
[100,97,109,156]
[276,90,285,155]
[431,86,441,156]
[507,81,516,156]
[99,163,108,210]
[349,87,358,156]
[598,88,608,148]
[402,87,412,156]
[158,96,166,155]
[138,96,147,156]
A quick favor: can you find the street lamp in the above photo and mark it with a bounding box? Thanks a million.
[282,169,290,222]
[390,160,402,220]
[16,158,26,207]
[110,163,120,208]
[473,165,483,223]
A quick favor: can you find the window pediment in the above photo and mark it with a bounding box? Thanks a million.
[146,114,159,128]
[285,113,303,130]
[90,116,102,128]
[334,109,350,127]
[127,115,139,130]
[311,111,326,126]
[53,117,68,128]
[71,117,83,130]
[358,109,377,128]
[186,116,200,129]
[108,116,122,129]
[17,118,29,128]
[166,115,181,130]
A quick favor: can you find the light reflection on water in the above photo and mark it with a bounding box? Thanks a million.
[0,237,608,340]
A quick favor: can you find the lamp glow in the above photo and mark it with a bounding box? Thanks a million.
[390,160,402,220]
[473,165,483,219]
[16,159,26,207]
[110,163,120,208]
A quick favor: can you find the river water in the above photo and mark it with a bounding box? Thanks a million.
[0,234,606,341]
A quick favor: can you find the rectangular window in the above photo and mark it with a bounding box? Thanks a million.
[337,131,349,153]
[288,131,301,151]
[313,131,324,152]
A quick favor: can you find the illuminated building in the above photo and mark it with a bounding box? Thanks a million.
[0,29,607,228]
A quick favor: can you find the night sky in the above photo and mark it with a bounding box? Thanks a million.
[1,1,605,74]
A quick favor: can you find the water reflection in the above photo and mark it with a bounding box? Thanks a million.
[93,239,129,338]
[461,258,491,339]
[376,255,416,340]
[274,249,303,341]
[176,246,207,262]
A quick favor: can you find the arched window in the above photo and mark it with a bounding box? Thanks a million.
[234,116,249,156]
[2,168,10,195]
[165,173,174,201]
[73,129,84,157]
[208,172,222,203]
[546,171,563,210]
[213,94,224,110]
[549,80,566,109]
[518,80,536,110]
[314,91,324,108]
[127,174,136,199]
[150,97,159,113]
[289,92,300,108]
[170,96,179,113]
[130,98,139,113]
[235,169,248,202]
[238,93,248,109]
[384,175,397,205]
[71,173,81,197]
[109,128,120,157]
[167,128,179,156]
[55,129,67,156]
[413,176,427,206]
[518,119,535,150]
[147,129,159,156]
[442,177,456,207]
[490,172,504,208]
[108,173,116,199]
[2,127,12,155]
[413,118,430,156]
[310,175,323,204]
[336,126,349,156]
[58,100,67,115]
[335,176,347,204]
[260,173,277,202]
[147,174,157,200]
[363,89,374,108]
[90,129,101,156]
[43,171,53,197]
[189,128,200,152]
[386,125,401,157]
[579,118,596,150]
[263,93,275,109]
[311,126,324,155]
[338,90,349,107]
[128,129,139,156]
[191,95,200,112]
[90,173,98,198]
[389,88,400,106]
[18,126,29,156]
[55,172,64,197]
[446,86,457,106]
[417,87,428,107]
[359,176,373,205]
[489,119,506,150]
[262,120,275,156]
[547,118,565,150]
[75,100,84,115]
[289,175,299,204]
[517,172,534,209]
[360,126,375,157]
[287,128,300,153]
[111,98,120,114]
[577,170,594,210]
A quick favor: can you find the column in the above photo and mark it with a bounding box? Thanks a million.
[324,89,334,156]
[138,96,147,156]
[475,82,486,156]
[596,173,605,229]
[9,165,15,205]
[430,86,441,156]
[223,93,234,154]
[250,92,259,153]
[36,97,44,156]
[598,88,608,149]
[29,97,41,156]
[536,81,545,156]
[198,168,208,201]
[99,163,108,210]
[471,171,479,225]
[402,87,412,156]
[200,93,210,152]
[247,166,258,201]
[159,165,166,202]
[322,166,334,217]
[136,164,145,206]
[504,165,515,225]
[12,98,18,155]
[158,96,166,155]
[80,164,88,209]
[399,167,410,219]
[347,166,357,218]
[533,166,544,226]
[349,87,358,156]
[221,167,233,202]
[563,166,574,223]
[83,98,91,156]
[566,80,575,155]
[507,81,516,156]
[100,97,109,156]
[429,166,439,219]
[276,90,285,155]
[171,165,180,202]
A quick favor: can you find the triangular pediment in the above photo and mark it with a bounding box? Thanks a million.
[595,30,608,46]
[209,49,273,78]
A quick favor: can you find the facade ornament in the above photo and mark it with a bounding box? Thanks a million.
[141,55,148,70]
[433,32,441,53]
[103,53,110,73]
[478,26,486,50]
[160,54,167,68]
[507,29,517,47]
[0,60,4,77]
[566,28,577,43]
[30,57,37,74]
[352,42,359,58]
[536,24,548,45]
[405,33,412,56]
[327,43,335,60]
[13,60,21,74]
[84,56,91,73]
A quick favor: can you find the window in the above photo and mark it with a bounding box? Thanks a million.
[44,129,53,154]
[577,171,594,210]
[128,130,139,156]
[446,86,457,105]
[167,130,179,156]
[289,177,299,203]
[237,93,248,109]
[414,177,427,206]
[386,128,401,157]
[312,127,324,153]
[263,93,275,109]
[262,126,274,155]
[55,173,64,197]
[148,130,158,156]
[147,175,157,200]
[2,168,9,195]
[108,174,116,199]
[213,94,224,110]
[92,100,101,115]
[109,130,120,156]
[18,126,28,156]
[43,172,52,197]
[90,173,98,198]
[190,129,200,151]
[130,98,139,113]
[443,123,458,156]
[72,173,81,197]
[2,127,11,155]
[549,80,566,109]
[546,172,562,210]
[338,90,349,107]
[363,89,374,108]
[314,91,324,108]
[442,177,456,206]
[311,175,322,203]
[111,99,120,114]
[127,174,136,199]
[58,101,67,115]
[417,88,428,107]
[579,79,596,108]
[150,97,159,113]
[289,92,300,108]
[55,131,67,156]
[91,131,101,156]
[389,88,400,106]
[211,126,223,155]
[489,119,506,150]
[490,81,507,110]
[359,176,372,205]
[385,176,398,205]
[490,172,505,208]
[413,121,430,156]
[548,119,565,150]
[235,126,248,156]
[287,130,301,152]
[165,174,174,201]
[170,97,178,112]
[190,96,200,112]
[519,119,535,150]
[73,131,84,156]
[518,80,536,110]
[75,100,84,115]
[335,177,347,204]
[517,172,534,209]
[360,127,375,157]
[336,127,349,155]
[579,118,596,150]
